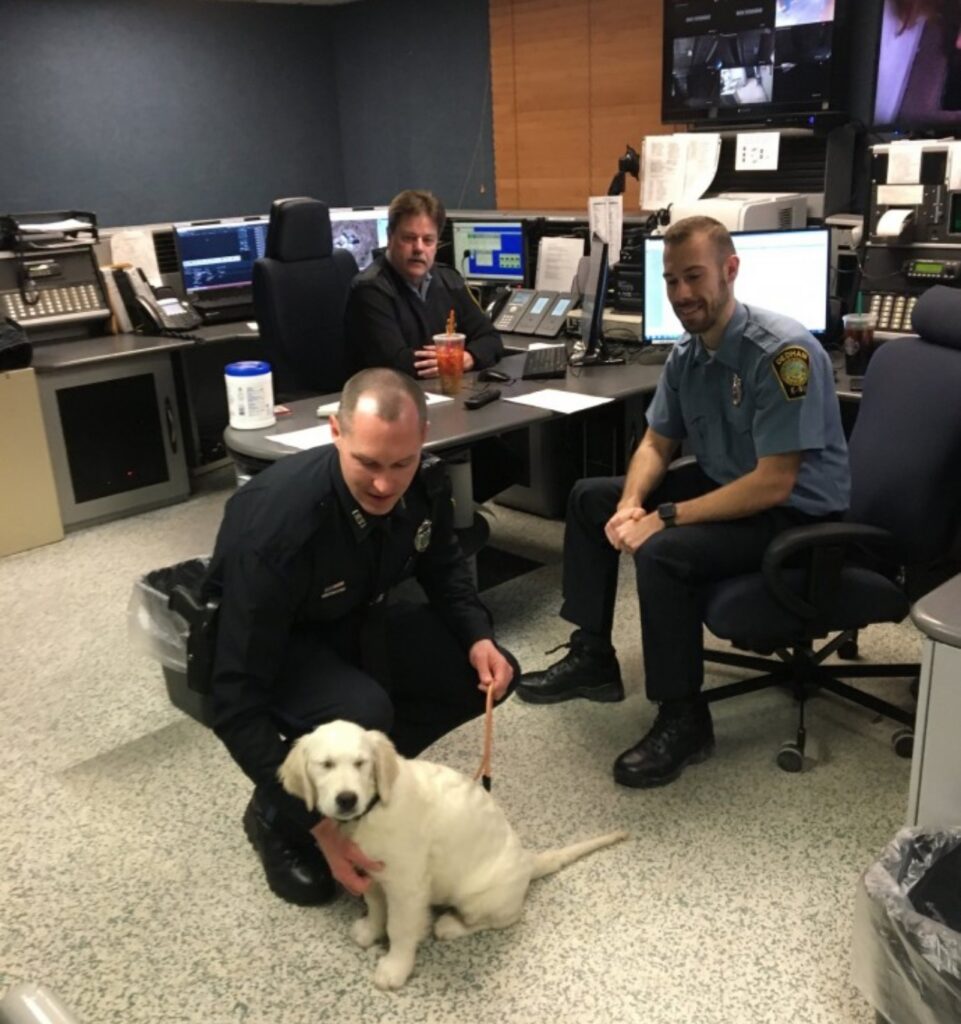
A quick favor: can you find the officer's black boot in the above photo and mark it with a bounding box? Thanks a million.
[242,796,336,906]
[516,630,625,704]
[613,699,714,788]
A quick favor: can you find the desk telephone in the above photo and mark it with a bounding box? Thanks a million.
[490,287,574,336]
[864,291,919,333]
[115,266,202,333]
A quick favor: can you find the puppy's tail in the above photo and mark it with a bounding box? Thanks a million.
[530,831,628,880]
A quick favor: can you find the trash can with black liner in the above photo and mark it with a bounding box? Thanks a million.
[852,825,961,1024]
[127,558,218,726]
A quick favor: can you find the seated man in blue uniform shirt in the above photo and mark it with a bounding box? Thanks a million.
[516,215,850,788]
[204,368,517,906]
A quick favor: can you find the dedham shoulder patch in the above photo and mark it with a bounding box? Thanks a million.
[772,346,810,400]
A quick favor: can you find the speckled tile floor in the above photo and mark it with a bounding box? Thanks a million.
[0,478,916,1023]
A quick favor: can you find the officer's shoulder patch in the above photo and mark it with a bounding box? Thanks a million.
[771,345,810,400]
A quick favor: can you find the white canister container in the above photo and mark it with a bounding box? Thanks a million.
[225,361,275,429]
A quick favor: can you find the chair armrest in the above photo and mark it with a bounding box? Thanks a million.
[761,522,899,620]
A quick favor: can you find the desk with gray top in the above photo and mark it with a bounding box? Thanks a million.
[908,573,961,826]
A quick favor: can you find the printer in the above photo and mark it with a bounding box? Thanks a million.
[666,193,808,232]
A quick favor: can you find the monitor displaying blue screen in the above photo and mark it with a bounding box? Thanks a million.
[643,228,830,344]
[329,207,389,271]
[451,221,525,283]
[174,218,269,297]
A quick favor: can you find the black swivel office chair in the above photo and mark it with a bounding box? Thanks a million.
[699,285,961,771]
[253,197,358,400]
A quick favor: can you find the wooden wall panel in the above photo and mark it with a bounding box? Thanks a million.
[490,0,666,211]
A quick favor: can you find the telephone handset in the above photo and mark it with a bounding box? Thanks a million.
[117,266,202,333]
[492,288,536,332]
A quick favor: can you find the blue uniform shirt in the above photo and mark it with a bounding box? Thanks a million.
[646,302,850,517]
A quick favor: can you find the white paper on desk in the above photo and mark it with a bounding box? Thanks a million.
[422,392,454,405]
[506,389,612,415]
[641,133,720,211]
[735,131,779,171]
[266,424,333,450]
[588,196,622,266]
[886,141,923,185]
[535,236,584,292]
[109,230,162,287]
[527,341,565,350]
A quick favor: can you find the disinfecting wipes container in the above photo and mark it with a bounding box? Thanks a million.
[225,361,275,429]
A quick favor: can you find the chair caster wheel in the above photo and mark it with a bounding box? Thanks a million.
[776,741,804,773]
[838,637,859,660]
[892,728,914,759]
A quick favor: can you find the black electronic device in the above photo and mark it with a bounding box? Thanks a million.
[115,267,202,334]
[902,258,961,284]
[864,291,919,335]
[514,291,558,334]
[492,288,536,332]
[662,0,850,126]
[521,345,569,381]
[570,240,623,368]
[464,387,501,409]
[534,293,575,337]
[173,217,268,321]
[0,248,110,332]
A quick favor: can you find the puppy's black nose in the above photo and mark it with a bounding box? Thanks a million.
[335,791,358,813]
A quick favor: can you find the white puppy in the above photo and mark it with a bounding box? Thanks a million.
[279,719,627,990]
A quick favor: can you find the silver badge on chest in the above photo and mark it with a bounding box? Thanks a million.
[414,518,432,552]
[731,373,743,407]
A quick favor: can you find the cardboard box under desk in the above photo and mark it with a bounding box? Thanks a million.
[0,368,64,557]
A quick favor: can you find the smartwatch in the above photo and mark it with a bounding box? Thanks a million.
[657,502,678,528]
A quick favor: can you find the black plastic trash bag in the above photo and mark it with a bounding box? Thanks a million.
[852,826,961,1024]
[128,558,217,725]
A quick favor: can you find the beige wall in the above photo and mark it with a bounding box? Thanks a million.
[489,0,666,211]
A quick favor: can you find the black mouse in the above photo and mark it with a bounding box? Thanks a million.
[478,369,510,383]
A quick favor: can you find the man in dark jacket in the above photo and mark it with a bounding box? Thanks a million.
[205,368,517,907]
[345,189,504,377]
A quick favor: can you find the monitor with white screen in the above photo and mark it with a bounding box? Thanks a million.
[173,217,269,299]
[451,221,525,284]
[643,228,830,346]
[329,207,389,272]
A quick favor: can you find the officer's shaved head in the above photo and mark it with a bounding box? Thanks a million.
[337,368,428,434]
[663,216,736,266]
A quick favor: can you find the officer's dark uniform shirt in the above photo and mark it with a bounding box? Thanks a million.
[204,444,493,828]
[345,254,504,376]
[646,302,850,516]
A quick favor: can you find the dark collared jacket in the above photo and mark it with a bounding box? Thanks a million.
[345,255,504,376]
[203,445,492,827]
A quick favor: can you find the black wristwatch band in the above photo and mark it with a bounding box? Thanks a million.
[657,502,678,528]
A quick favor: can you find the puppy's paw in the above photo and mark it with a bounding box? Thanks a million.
[433,911,469,941]
[351,916,386,949]
[373,952,414,991]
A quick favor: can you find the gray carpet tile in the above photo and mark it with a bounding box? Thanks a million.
[0,485,920,1023]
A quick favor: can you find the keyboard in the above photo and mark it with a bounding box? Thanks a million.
[521,345,569,380]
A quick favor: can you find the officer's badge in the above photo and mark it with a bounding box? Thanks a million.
[351,508,367,529]
[414,518,432,552]
[772,346,810,400]
[731,373,743,407]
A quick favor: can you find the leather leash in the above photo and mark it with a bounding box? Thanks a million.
[474,682,495,791]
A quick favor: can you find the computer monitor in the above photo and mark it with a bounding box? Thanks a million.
[329,207,389,271]
[643,228,830,346]
[173,218,269,300]
[573,239,624,368]
[662,0,849,125]
[872,0,961,129]
[451,221,525,284]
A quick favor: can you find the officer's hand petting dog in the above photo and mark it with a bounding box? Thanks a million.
[312,818,385,896]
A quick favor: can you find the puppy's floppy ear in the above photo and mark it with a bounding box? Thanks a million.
[277,738,317,811]
[369,731,399,805]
